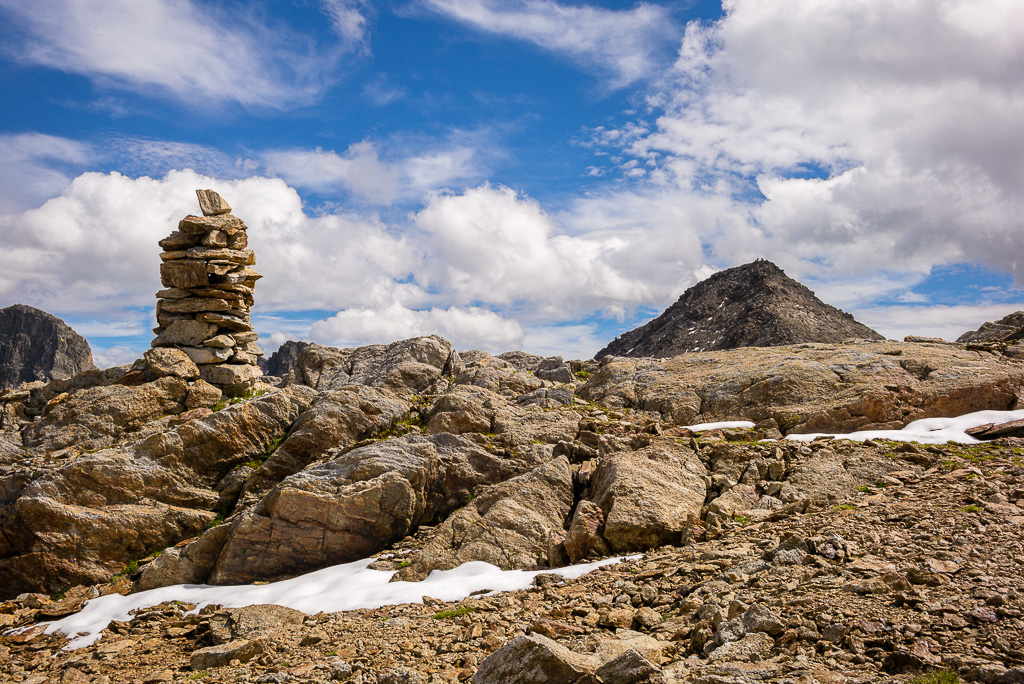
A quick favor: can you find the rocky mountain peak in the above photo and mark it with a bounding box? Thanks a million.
[0,303,94,389]
[595,259,883,359]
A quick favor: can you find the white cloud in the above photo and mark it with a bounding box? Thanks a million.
[264,139,488,204]
[590,0,1024,286]
[91,345,143,369]
[0,0,337,108]
[0,133,94,214]
[850,303,1024,343]
[310,303,525,352]
[421,0,678,87]
[321,0,370,49]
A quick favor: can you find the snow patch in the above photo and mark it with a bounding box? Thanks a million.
[683,420,756,431]
[785,409,1024,445]
[33,556,635,650]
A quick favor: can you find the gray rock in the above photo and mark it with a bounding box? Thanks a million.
[473,634,599,684]
[707,631,774,662]
[190,637,267,670]
[152,318,218,347]
[209,433,533,584]
[0,304,94,389]
[398,456,575,580]
[589,439,707,552]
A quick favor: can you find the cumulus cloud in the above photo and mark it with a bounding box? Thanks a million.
[850,303,1024,343]
[591,0,1024,285]
[0,169,417,319]
[310,303,525,351]
[0,0,337,108]
[421,0,678,87]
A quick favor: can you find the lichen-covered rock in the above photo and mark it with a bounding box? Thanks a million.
[208,433,537,584]
[239,385,409,502]
[589,439,707,552]
[580,340,1024,433]
[398,456,574,580]
[21,376,189,452]
[296,336,461,394]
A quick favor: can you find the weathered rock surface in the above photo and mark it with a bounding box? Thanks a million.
[596,260,882,359]
[958,311,1024,343]
[295,336,461,394]
[589,440,707,552]
[398,455,575,580]
[580,339,1024,433]
[208,433,538,585]
[0,304,94,389]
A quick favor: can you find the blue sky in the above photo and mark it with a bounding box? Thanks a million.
[1,0,1023,366]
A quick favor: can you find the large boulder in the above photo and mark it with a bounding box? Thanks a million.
[239,385,409,502]
[580,340,1024,433]
[589,439,707,552]
[398,456,574,580]
[0,304,94,389]
[474,635,600,684]
[208,433,538,584]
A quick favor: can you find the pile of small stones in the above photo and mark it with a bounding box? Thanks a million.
[153,190,263,394]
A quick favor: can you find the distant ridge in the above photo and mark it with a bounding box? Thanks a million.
[0,304,94,388]
[595,260,884,359]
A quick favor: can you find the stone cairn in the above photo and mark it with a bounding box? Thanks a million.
[152,190,263,394]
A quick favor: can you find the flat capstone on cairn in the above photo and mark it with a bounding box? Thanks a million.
[151,190,264,394]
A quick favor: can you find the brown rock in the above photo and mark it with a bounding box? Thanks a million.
[144,348,199,380]
[563,499,611,563]
[160,260,209,289]
[590,439,707,552]
[185,379,222,410]
[473,634,599,684]
[196,189,232,217]
[152,319,218,347]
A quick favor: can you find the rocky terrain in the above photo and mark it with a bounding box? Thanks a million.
[0,304,94,390]
[957,313,1024,358]
[595,261,883,359]
[1,329,1024,683]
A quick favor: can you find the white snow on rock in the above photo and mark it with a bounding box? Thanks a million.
[786,409,1024,445]
[37,556,634,649]
[683,420,756,431]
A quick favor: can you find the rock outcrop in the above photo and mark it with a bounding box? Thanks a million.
[958,311,1024,358]
[580,339,1024,434]
[0,304,94,389]
[596,260,883,359]
[152,190,263,394]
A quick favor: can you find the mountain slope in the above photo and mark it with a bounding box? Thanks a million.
[596,260,883,359]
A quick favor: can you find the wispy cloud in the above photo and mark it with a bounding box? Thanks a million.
[0,133,94,214]
[264,134,491,204]
[320,0,372,50]
[0,0,340,108]
[421,0,678,87]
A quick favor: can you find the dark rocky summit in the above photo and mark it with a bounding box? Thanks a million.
[595,260,883,359]
[259,339,311,377]
[0,304,94,389]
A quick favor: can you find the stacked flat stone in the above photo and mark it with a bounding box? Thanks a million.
[152,190,263,394]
